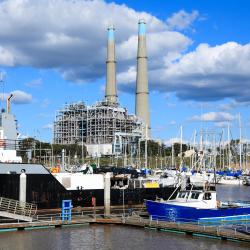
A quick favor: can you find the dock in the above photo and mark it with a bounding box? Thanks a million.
[0,212,250,243]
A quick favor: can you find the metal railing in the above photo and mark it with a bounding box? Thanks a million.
[0,210,249,241]
[0,197,37,218]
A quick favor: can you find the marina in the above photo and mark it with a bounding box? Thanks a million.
[0,210,250,243]
[0,1,250,249]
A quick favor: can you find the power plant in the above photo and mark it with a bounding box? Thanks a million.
[53,20,150,156]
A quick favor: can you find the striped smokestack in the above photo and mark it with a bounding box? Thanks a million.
[135,19,150,137]
[105,25,117,104]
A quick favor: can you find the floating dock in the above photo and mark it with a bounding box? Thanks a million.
[0,212,250,243]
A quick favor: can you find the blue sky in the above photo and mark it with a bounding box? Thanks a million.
[0,0,250,144]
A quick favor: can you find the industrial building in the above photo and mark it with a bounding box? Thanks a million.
[53,21,150,156]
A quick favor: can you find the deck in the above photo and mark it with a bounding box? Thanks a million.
[0,212,249,243]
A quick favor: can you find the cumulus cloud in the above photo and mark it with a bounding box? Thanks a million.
[158,42,250,102]
[0,0,178,82]
[118,38,250,103]
[11,90,32,104]
[0,90,32,104]
[166,10,199,31]
[190,112,237,122]
[0,1,249,104]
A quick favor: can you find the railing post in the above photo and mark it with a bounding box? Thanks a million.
[14,201,17,214]
[7,199,11,211]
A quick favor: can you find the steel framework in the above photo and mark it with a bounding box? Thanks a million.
[53,101,143,155]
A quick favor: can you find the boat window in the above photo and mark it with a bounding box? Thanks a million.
[190,192,200,199]
[178,192,187,198]
[204,192,212,200]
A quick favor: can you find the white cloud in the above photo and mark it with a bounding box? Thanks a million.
[0,1,249,104]
[150,42,250,102]
[0,90,32,104]
[164,137,188,146]
[169,120,176,125]
[215,121,232,128]
[11,90,32,104]
[0,0,190,85]
[0,46,15,66]
[190,112,236,122]
[42,123,53,130]
[166,10,199,31]
[26,78,43,88]
[219,101,250,110]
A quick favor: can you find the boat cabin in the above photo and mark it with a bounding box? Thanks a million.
[168,190,217,209]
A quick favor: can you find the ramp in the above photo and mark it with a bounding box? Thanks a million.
[0,197,37,222]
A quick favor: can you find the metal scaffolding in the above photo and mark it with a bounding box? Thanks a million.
[53,101,143,155]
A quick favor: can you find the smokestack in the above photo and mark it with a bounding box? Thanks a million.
[7,94,13,114]
[105,25,117,104]
[135,19,150,137]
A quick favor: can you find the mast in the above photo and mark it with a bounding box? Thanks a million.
[180,125,183,168]
[227,123,231,168]
[145,124,148,168]
[171,140,174,167]
[239,113,242,170]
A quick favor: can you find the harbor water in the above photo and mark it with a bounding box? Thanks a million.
[0,185,250,250]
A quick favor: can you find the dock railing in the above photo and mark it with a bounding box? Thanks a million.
[0,197,37,218]
[0,209,249,242]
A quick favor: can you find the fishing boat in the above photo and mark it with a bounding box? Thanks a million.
[146,189,250,222]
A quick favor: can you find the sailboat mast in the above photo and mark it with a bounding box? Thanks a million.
[239,113,242,170]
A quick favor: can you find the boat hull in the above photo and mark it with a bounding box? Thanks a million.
[0,172,178,209]
[146,200,250,222]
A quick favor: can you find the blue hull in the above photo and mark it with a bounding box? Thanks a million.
[146,200,250,222]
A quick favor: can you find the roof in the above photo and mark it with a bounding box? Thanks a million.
[0,163,50,174]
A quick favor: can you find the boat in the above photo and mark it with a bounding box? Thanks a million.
[145,189,250,222]
[243,175,250,186]
[217,176,243,185]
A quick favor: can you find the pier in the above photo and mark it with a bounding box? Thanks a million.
[0,211,249,243]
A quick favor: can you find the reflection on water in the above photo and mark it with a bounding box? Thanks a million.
[0,186,250,250]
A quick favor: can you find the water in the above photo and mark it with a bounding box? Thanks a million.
[217,185,250,201]
[0,186,250,250]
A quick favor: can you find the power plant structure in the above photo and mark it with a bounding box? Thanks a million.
[135,19,150,137]
[53,20,150,157]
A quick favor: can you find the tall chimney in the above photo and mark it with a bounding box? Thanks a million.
[105,25,117,104]
[135,19,150,137]
[7,94,14,114]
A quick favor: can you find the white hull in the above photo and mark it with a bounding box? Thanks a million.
[217,177,243,185]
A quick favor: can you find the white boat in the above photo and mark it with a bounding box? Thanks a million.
[217,176,243,185]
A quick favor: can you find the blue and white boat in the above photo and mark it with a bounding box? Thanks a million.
[146,189,250,223]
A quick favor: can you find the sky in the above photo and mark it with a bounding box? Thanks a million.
[0,0,250,145]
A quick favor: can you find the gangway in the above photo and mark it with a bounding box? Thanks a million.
[0,197,37,222]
